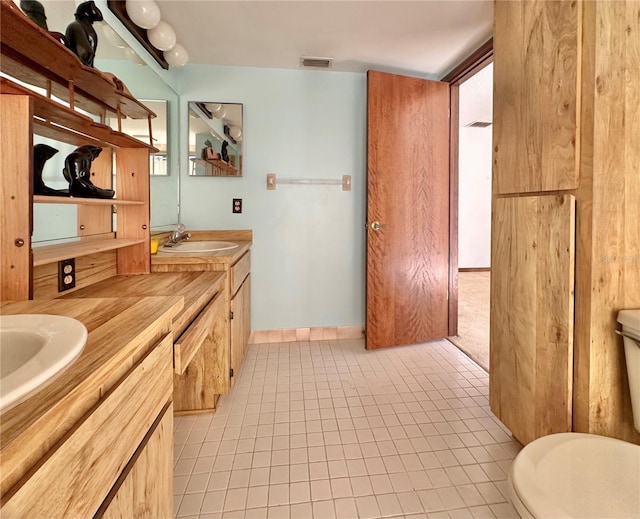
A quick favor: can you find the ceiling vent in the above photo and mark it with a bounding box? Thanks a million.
[466,121,492,128]
[300,56,333,68]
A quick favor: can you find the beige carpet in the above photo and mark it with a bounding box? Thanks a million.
[448,271,490,371]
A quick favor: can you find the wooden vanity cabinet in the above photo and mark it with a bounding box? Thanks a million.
[174,286,230,412]
[0,298,179,519]
[152,234,253,393]
[59,271,230,414]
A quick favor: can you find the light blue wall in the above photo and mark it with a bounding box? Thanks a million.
[178,65,367,331]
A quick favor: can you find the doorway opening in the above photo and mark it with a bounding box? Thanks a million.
[443,40,493,371]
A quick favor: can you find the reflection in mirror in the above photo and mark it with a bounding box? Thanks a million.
[108,100,168,175]
[27,1,180,238]
[189,102,243,177]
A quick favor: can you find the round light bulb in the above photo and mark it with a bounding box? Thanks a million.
[212,105,226,119]
[164,43,189,67]
[229,126,242,141]
[125,0,161,30]
[147,20,176,51]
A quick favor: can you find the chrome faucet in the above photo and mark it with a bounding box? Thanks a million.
[165,224,192,247]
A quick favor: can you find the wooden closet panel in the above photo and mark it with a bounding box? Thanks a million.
[490,195,576,445]
[493,0,580,194]
[575,0,640,443]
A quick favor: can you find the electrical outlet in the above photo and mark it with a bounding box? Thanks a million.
[58,258,76,292]
[233,198,242,213]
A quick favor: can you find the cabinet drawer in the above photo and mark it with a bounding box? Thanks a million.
[174,290,223,375]
[231,251,250,296]
[1,336,173,519]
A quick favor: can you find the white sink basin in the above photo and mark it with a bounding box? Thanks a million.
[0,314,88,412]
[160,240,239,253]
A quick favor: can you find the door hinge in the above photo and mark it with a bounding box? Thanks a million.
[230,311,234,320]
[230,368,234,378]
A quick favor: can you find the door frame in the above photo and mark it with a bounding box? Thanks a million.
[441,38,494,335]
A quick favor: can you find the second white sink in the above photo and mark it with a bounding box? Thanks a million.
[160,240,238,253]
[0,314,88,412]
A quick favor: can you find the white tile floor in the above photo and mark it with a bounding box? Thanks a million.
[173,338,521,519]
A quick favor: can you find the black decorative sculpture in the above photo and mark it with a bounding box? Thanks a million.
[33,144,70,197]
[20,0,48,29]
[65,1,103,67]
[63,145,115,199]
[221,140,230,163]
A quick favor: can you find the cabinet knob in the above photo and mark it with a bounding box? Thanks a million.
[14,238,24,247]
[142,224,148,230]
[79,225,86,230]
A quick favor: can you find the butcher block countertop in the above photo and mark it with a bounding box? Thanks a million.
[61,271,226,337]
[0,296,182,496]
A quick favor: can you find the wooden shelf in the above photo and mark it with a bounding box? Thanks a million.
[1,78,158,151]
[0,1,154,120]
[33,238,146,266]
[33,195,145,206]
[194,158,239,176]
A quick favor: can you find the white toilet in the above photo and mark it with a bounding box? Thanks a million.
[507,309,640,519]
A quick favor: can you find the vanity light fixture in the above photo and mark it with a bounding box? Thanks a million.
[108,0,189,68]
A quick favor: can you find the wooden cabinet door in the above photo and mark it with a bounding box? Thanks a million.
[99,404,173,519]
[490,194,576,445]
[493,0,580,194]
[174,289,230,411]
[230,275,250,384]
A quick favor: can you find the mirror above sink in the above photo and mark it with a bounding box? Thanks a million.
[189,102,244,177]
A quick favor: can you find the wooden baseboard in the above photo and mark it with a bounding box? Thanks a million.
[249,325,364,345]
[458,267,491,272]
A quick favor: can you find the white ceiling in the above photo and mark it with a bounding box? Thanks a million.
[156,0,493,77]
[36,1,492,78]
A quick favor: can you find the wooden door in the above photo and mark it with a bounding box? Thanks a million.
[490,194,575,445]
[366,70,451,349]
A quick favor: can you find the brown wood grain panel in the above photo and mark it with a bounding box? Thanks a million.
[231,251,251,296]
[573,0,640,444]
[366,70,450,349]
[1,336,173,517]
[174,291,222,375]
[174,290,230,411]
[493,0,580,194]
[64,271,225,338]
[33,250,117,299]
[115,148,150,274]
[572,0,597,436]
[490,195,575,445]
[0,1,154,120]
[242,275,252,351]
[0,95,32,300]
[0,297,181,496]
[98,403,173,519]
